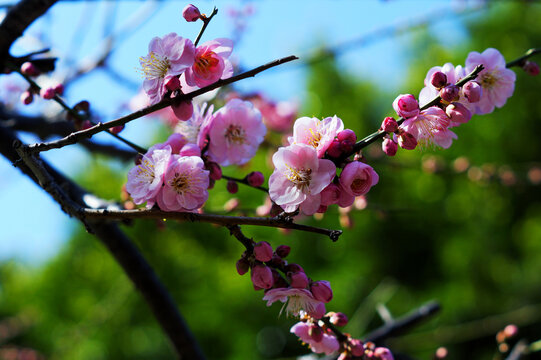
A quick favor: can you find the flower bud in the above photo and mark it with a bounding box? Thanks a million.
[270,254,285,267]
[308,302,326,320]
[326,139,342,158]
[20,90,33,105]
[337,129,356,143]
[462,81,482,103]
[308,324,323,343]
[350,339,364,357]
[236,257,249,275]
[207,161,222,180]
[440,84,459,103]
[226,180,238,194]
[374,347,394,360]
[165,76,181,91]
[289,271,309,289]
[330,312,348,327]
[523,61,540,76]
[246,171,264,187]
[74,100,90,112]
[254,241,273,262]
[285,263,304,273]
[392,94,419,119]
[109,125,125,134]
[380,117,398,133]
[446,102,471,125]
[316,204,327,213]
[172,100,193,121]
[320,183,340,206]
[382,137,398,156]
[20,62,40,77]
[179,143,201,157]
[275,245,290,258]
[272,270,289,289]
[310,280,333,303]
[430,71,447,88]
[40,87,55,100]
[397,130,417,150]
[182,4,201,22]
[53,83,64,96]
[251,264,273,289]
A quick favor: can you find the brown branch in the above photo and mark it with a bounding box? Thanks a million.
[81,208,342,241]
[221,174,269,193]
[506,47,541,68]
[28,55,299,154]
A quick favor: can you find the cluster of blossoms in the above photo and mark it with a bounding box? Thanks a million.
[381,48,519,154]
[126,98,266,211]
[269,115,379,215]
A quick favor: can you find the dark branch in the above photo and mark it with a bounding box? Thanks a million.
[221,174,269,193]
[506,48,541,68]
[194,7,218,47]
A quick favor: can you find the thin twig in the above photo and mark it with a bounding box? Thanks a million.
[226,224,254,251]
[28,55,299,154]
[81,208,342,241]
[506,48,541,68]
[194,7,218,47]
[222,174,269,193]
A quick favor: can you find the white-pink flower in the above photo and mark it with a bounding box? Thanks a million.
[207,98,266,166]
[290,322,340,356]
[400,106,457,149]
[339,161,379,197]
[156,155,209,212]
[175,102,215,150]
[465,48,516,115]
[269,143,336,215]
[263,288,324,317]
[126,145,172,208]
[184,38,234,89]
[139,33,195,105]
[288,116,344,158]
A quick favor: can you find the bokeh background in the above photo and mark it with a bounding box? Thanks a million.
[0,0,540,359]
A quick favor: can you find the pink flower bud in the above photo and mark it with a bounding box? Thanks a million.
[20,90,33,105]
[381,117,398,133]
[350,338,364,357]
[182,4,201,22]
[374,347,394,360]
[523,61,540,76]
[251,264,273,289]
[246,171,264,187]
[382,137,398,156]
[308,302,326,320]
[236,257,249,275]
[392,94,419,119]
[326,139,342,158]
[308,324,323,343]
[254,241,273,262]
[109,125,125,134]
[226,180,238,194]
[165,76,181,91]
[397,130,417,150]
[330,312,348,327]
[289,271,309,289]
[207,161,222,180]
[74,100,90,112]
[40,87,55,100]
[440,84,459,103]
[430,71,447,88]
[320,183,340,206]
[272,269,289,289]
[285,263,304,273]
[20,62,40,77]
[276,245,290,258]
[179,143,201,157]
[310,280,333,303]
[316,205,327,213]
[339,161,379,197]
[53,83,64,96]
[270,254,285,267]
[446,102,471,125]
[462,81,482,103]
[337,129,356,143]
[172,100,193,121]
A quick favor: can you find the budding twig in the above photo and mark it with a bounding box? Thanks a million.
[194,7,218,47]
[506,47,541,68]
[221,174,269,193]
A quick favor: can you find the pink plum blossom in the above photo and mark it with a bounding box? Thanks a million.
[184,38,234,89]
[126,145,172,208]
[269,143,336,215]
[465,48,516,115]
[288,116,344,158]
[156,155,209,212]
[207,99,266,166]
[392,94,419,119]
[253,95,298,132]
[339,161,379,197]
[419,63,473,110]
[175,102,215,150]
[251,264,274,289]
[400,106,457,149]
[139,33,195,105]
[310,280,333,303]
[263,288,323,317]
[290,322,340,355]
[182,4,201,22]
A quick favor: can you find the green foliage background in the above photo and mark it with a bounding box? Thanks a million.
[1,2,541,359]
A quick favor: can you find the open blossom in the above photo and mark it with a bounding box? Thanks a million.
[288,116,344,157]
[175,102,215,150]
[466,48,516,115]
[207,99,266,166]
[290,322,340,355]
[126,145,172,208]
[400,106,457,149]
[184,38,234,89]
[263,288,323,317]
[269,143,336,215]
[139,33,195,105]
[339,161,379,197]
[156,155,209,212]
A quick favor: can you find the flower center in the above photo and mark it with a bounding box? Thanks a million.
[480,71,498,88]
[139,52,170,80]
[194,50,220,78]
[307,128,322,148]
[136,159,155,183]
[170,172,191,195]
[286,165,312,191]
[351,177,367,192]
[225,124,246,145]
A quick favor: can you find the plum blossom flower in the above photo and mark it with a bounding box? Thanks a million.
[290,322,340,355]
[400,106,457,149]
[207,99,266,166]
[465,48,516,115]
[288,116,344,158]
[139,33,195,105]
[419,63,475,111]
[392,94,419,119]
[263,288,323,317]
[126,146,172,208]
[339,161,379,197]
[269,143,336,215]
[156,155,209,212]
[175,102,215,150]
[184,38,234,89]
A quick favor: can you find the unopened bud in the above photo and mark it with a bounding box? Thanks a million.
[20,62,40,77]
[430,71,447,88]
[109,124,125,134]
[337,129,356,143]
[374,347,394,360]
[330,312,348,327]
[207,161,222,180]
[523,61,540,76]
[165,76,180,91]
[250,264,273,289]
[350,339,364,357]
[20,90,33,105]
[326,139,342,158]
[182,4,201,22]
[226,180,238,194]
[310,280,333,303]
[285,263,304,273]
[446,102,471,125]
[308,324,323,343]
[308,302,326,320]
[74,100,90,112]
[207,178,215,190]
[393,94,419,119]
[382,137,398,156]
[254,241,273,262]
[53,83,64,96]
[397,130,417,150]
[275,245,290,258]
[40,87,55,100]
[462,81,482,103]
[236,257,250,275]
[381,116,398,132]
[289,271,309,289]
[246,171,264,187]
[172,100,193,121]
[440,84,459,103]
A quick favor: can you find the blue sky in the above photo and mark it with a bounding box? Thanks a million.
[0,0,474,263]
